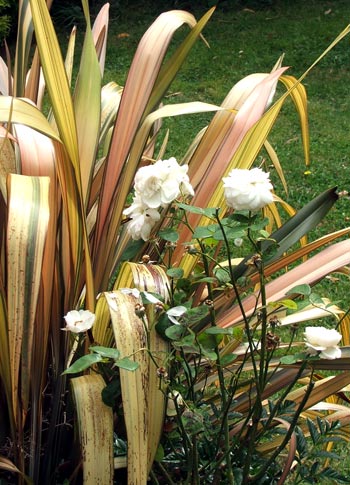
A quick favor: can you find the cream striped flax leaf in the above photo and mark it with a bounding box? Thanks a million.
[6,174,50,423]
[104,291,150,485]
[71,374,114,485]
[114,262,170,471]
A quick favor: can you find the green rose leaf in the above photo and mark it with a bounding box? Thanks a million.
[213,227,245,241]
[193,276,217,284]
[286,284,312,296]
[205,327,233,336]
[214,267,231,284]
[269,299,298,310]
[159,228,179,242]
[192,226,216,239]
[90,346,120,360]
[280,355,298,365]
[167,267,184,279]
[155,313,173,340]
[115,357,139,371]
[165,325,185,341]
[62,353,103,375]
[220,354,237,366]
[309,293,324,306]
[177,202,217,218]
[187,305,209,324]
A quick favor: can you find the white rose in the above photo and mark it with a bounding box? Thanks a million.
[123,194,160,241]
[223,167,274,211]
[134,157,194,209]
[63,309,96,333]
[304,326,342,360]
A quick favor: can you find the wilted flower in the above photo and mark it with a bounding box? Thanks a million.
[119,288,141,298]
[123,194,161,241]
[166,390,184,417]
[134,157,194,209]
[223,167,274,211]
[304,326,342,359]
[63,309,95,333]
[234,237,243,247]
[167,306,187,325]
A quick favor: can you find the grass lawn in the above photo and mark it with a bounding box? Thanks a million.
[54,0,350,314]
[94,0,350,307]
[99,0,350,220]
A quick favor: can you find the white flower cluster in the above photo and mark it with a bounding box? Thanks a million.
[124,158,194,241]
[223,167,274,211]
[304,326,342,360]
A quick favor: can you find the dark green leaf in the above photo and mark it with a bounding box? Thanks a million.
[102,379,121,407]
[193,276,217,284]
[187,305,209,324]
[198,332,220,352]
[307,418,319,445]
[309,293,324,306]
[321,467,350,483]
[212,227,245,241]
[120,239,144,261]
[154,444,165,462]
[232,187,338,280]
[155,313,173,340]
[214,267,231,284]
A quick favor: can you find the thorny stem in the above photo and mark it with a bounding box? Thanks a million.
[155,462,176,485]
[215,210,260,386]
[249,373,315,483]
[191,435,200,485]
[196,233,235,481]
[241,213,272,482]
[173,398,192,479]
[262,360,309,434]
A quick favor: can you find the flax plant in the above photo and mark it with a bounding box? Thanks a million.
[0,0,350,483]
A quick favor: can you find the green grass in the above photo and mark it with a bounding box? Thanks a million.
[98,0,350,254]
[102,0,350,210]
[56,0,350,278]
[93,0,350,301]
